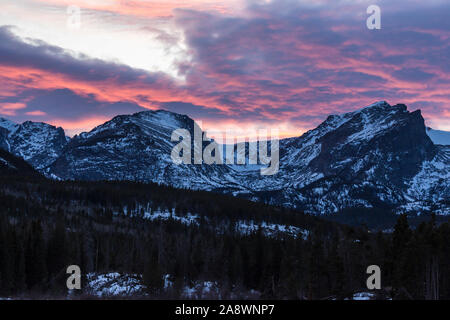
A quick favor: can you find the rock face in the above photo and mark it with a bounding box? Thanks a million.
[47,110,236,190]
[1,101,448,215]
[309,104,435,186]
[241,102,445,215]
[0,119,68,169]
[0,148,39,176]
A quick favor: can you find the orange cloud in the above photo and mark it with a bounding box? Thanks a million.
[25,110,47,116]
[28,0,241,17]
[0,102,27,116]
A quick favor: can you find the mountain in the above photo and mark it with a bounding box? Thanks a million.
[0,118,68,169]
[0,148,40,176]
[426,127,450,145]
[1,101,448,216]
[242,101,448,215]
[47,110,239,190]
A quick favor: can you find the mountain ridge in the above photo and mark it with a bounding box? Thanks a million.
[1,101,449,215]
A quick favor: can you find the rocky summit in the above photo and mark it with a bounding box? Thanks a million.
[1,101,449,215]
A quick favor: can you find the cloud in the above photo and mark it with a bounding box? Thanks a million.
[159,101,229,120]
[393,68,436,82]
[0,102,27,116]
[0,26,171,86]
[0,0,449,135]
[0,87,147,122]
[25,110,46,116]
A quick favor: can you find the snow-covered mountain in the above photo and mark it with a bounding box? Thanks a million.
[240,101,448,215]
[1,102,448,215]
[0,148,38,176]
[426,127,450,145]
[47,110,240,190]
[0,118,68,169]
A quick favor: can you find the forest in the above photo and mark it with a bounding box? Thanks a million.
[0,169,449,300]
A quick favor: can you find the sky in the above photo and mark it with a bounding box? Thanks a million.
[0,0,449,137]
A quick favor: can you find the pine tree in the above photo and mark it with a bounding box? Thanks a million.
[25,221,48,291]
[0,228,15,295]
[391,214,412,299]
[13,230,26,294]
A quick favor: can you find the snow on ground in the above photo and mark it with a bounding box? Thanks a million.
[183,281,221,299]
[86,272,145,297]
[236,220,309,239]
[71,272,385,300]
[83,272,261,299]
[143,209,200,226]
[180,279,261,299]
[348,292,376,300]
[123,205,310,238]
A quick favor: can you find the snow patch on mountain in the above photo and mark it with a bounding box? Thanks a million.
[0,118,18,133]
[0,119,68,169]
[426,127,450,145]
[402,146,450,215]
[1,101,448,216]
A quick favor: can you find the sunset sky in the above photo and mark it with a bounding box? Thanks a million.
[0,0,449,137]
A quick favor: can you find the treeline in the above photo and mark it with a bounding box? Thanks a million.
[0,175,337,235]
[0,175,449,299]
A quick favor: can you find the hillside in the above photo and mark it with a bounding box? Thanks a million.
[1,101,448,216]
[0,170,448,299]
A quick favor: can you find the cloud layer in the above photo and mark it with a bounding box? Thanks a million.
[0,0,449,136]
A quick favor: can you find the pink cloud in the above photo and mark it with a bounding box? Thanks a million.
[0,1,448,135]
[25,110,47,116]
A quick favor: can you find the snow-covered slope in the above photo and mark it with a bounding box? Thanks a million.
[1,102,448,216]
[426,127,450,145]
[402,145,450,215]
[231,101,448,215]
[0,118,18,132]
[0,118,18,151]
[0,148,39,176]
[0,118,68,169]
[47,110,240,190]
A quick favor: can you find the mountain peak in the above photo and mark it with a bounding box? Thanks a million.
[133,108,188,117]
[315,101,410,145]
[356,101,410,116]
[1,101,448,216]
[134,109,193,126]
[0,118,68,169]
[20,120,65,132]
[0,117,18,132]
[362,100,390,109]
[426,127,450,145]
